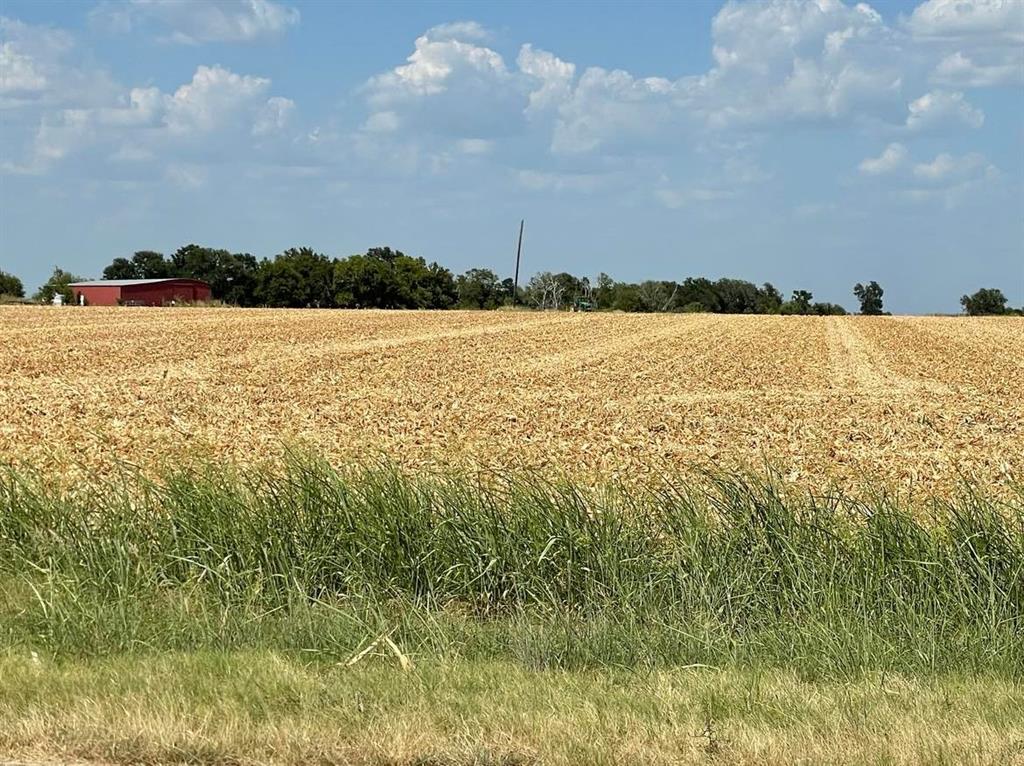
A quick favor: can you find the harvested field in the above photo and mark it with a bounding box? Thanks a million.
[0,306,1020,495]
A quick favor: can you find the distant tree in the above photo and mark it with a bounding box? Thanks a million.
[677,277,722,312]
[0,270,24,298]
[102,258,136,280]
[165,245,259,304]
[415,261,458,309]
[714,278,762,313]
[131,250,171,278]
[333,247,455,309]
[853,281,884,315]
[256,247,334,308]
[552,273,584,306]
[525,272,566,310]
[756,283,784,314]
[960,288,1008,316]
[781,290,814,315]
[499,277,520,305]
[457,268,502,309]
[593,273,615,309]
[103,251,171,280]
[608,283,643,312]
[812,302,848,316]
[636,280,673,312]
[33,267,82,304]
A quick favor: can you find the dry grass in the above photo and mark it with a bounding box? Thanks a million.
[2,651,1023,766]
[1,306,1020,495]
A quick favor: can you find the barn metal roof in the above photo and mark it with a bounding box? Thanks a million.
[68,279,204,287]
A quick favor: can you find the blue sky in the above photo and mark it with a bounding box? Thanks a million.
[1,0,1021,313]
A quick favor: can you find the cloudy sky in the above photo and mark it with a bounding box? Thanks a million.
[1,0,1021,312]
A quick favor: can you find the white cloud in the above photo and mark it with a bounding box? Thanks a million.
[931,50,1023,87]
[362,110,399,133]
[517,44,575,117]
[907,0,1024,44]
[913,151,995,181]
[363,23,525,139]
[0,16,118,109]
[905,89,984,130]
[423,21,489,42]
[901,150,1000,207]
[0,40,46,93]
[695,0,904,127]
[859,142,908,174]
[253,95,294,135]
[550,67,681,154]
[91,0,300,44]
[164,65,271,133]
[20,64,289,172]
[366,23,508,104]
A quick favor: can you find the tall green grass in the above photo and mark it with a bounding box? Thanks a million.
[1,457,1021,677]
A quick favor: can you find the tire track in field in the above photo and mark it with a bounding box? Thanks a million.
[825,318,950,397]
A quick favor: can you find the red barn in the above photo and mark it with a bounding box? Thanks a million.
[68,279,212,307]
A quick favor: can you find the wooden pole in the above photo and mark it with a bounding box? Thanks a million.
[512,219,524,306]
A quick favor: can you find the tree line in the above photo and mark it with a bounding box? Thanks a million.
[1,246,1020,316]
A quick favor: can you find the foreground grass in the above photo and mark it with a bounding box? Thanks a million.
[1,457,1022,763]
[3,650,1023,765]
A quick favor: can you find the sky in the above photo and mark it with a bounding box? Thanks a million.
[1,0,1021,313]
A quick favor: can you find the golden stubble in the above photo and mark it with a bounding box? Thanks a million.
[1,307,1020,496]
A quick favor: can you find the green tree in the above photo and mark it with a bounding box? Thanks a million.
[853,281,884,315]
[333,248,456,310]
[714,278,762,313]
[781,290,814,315]
[256,248,334,308]
[132,250,171,278]
[960,288,1008,316]
[756,283,784,314]
[33,267,82,304]
[167,245,258,304]
[457,268,501,309]
[594,273,615,309]
[103,251,171,280]
[812,302,848,315]
[676,277,722,312]
[102,258,136,280]
[0,270,24,298]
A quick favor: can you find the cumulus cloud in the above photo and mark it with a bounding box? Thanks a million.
[0,40,46,93]
[859,142,908,174]
[252,95,294,135]
[363,22,526,139]
[22,64,289,172]
[857,141,1000,208]
[91,0,300,44]
[913,151,996,181]
[907,0,1024,44]
[695,0,904,127]
[931,50,1023,87]
[550,67,681,154]
[905,89,984,130]
[517,44,575,117]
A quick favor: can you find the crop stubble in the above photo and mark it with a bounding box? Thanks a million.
[0,307,1020,495]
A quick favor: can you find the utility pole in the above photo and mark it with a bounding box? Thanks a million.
[512,219,524,307]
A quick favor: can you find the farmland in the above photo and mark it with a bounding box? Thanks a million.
[1,306,1021,494]
[1,306,1023,765]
